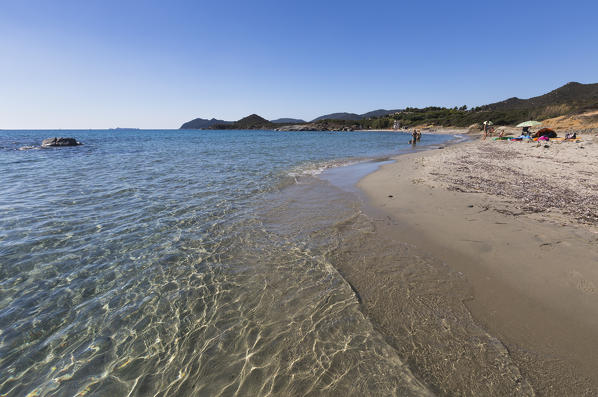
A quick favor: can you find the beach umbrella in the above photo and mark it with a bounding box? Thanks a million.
[516,120,541,128]
[483,120,493,125]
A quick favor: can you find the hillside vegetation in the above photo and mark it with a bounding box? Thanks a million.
[180,82,598,130]
[341,82,598,129]
[311,109,401,122]
[294,82,598,129]
[380,82,598,128]
[180,118,232,129]
[208,114,275,130]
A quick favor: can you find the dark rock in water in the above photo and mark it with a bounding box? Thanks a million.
[41,137,82,147]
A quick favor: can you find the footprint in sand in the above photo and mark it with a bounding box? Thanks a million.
[567,271,596,295]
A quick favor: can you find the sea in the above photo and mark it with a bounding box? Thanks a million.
[0,129,477,396]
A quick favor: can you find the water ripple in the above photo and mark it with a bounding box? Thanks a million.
[0,129,454,396]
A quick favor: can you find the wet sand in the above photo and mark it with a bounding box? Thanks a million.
[356,135,598,395]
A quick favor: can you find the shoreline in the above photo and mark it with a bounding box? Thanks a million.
[353,127,477,136]
[354,136,598,395]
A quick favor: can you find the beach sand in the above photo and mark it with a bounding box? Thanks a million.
[356,134,598,395]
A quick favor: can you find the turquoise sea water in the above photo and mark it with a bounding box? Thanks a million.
[0,129,453,396]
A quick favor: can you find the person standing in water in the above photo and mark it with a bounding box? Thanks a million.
[410,130,418,145]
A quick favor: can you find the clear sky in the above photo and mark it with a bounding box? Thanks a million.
[1,0,597,129]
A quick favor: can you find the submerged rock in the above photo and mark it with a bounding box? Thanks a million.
[41,137,82,147]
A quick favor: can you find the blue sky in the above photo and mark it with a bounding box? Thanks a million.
[1,0,597,129]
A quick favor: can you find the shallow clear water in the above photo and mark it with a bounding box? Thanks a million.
[0,129,453,396]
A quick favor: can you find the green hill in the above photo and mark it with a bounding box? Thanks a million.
[311,109,402,122]
[233,114,274,129]
[206,114,275,130]
[179,82,598,129]
[388,82,598,127]
[271,118,306,124]
[311,112,362,122]
[180,117,232,129]
[482,82,598,113]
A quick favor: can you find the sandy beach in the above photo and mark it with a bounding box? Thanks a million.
[357,133,598,395]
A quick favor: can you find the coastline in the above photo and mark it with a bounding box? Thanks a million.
[354,135,598,395]
[355,127,474,135]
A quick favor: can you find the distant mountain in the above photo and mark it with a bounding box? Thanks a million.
[180,115,275,130]
[311,109,402,122]
[179,82,598,130]
[233,114,275,129]
[271,118,306,124]
[311,113,362,122]
[360,109,402,118]
[181,111,401,129]
[482,82,598,112]
[189,114,275,130]
[180,117,232,129]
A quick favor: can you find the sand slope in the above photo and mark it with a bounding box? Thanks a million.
[540,110,598,131]
[358,136,598,395]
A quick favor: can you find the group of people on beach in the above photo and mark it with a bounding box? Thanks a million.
[482,123,496,140]
[487,124,583,145]
[410,130,422,145]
